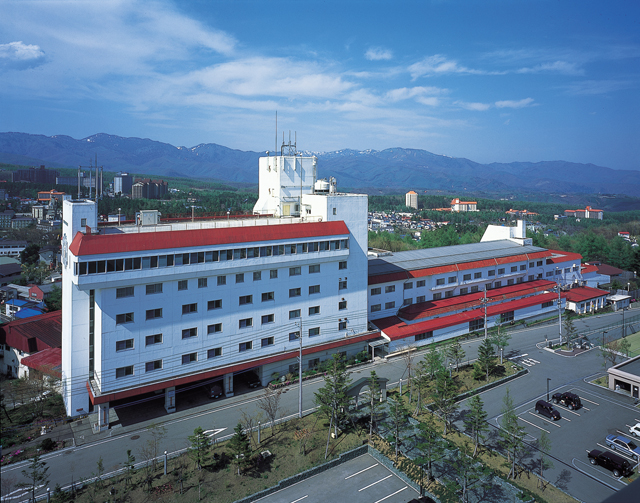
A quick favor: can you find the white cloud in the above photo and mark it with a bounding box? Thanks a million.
[0,41,45,69]
[409,54,491,79]
[516,60,583,75]
[495,98,535,109]
[562,79,634,96]
[455,101,491,111]
[365,47,393,61]
[385,86,447,102]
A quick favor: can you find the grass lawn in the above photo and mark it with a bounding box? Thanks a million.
[618,330,640,357]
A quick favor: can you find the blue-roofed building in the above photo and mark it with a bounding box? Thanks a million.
[5,298,47,319]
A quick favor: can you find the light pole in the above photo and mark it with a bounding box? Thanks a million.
[118,207,121,226]
[547,378,551,402]
[296,321,303,418]
[556,284,562,346]
[164,450,167,475]
[622,307,626,338]
[603,330,608,366]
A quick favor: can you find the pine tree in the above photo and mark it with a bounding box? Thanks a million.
[18,453,49,502]
[538,430,554,489]
[430,371,460,435]
[416,413,444,481]
[228,422,251,475]
[488,318,511,364]
[463,395,489,457]
[188,426,212,470]
[423,345,445,379]
[384,397,412,461]
[445,339,466,371]
[477,338,496,381]
[123,449,136,490]
[363,370,382,438]
[499,387,526,479]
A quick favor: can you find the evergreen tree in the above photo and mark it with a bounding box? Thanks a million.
[416,413,444,481]
[476,338,496,381]
[538,430,554,489]
[488,319,511,364]
[563,316,578,348]
[123,449,136,490]
[188,426,212,470]
[499,388,526,479]
[430,371,460,434]
[423,345,445,379]
[384,397,412,461]
[447,443,491,503]
[228,422,251,475]
[18,454,49,502]
[363,370,382,438]
[463,395,489,457]
[445,339,466,371]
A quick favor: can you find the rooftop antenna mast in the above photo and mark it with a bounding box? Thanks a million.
[280,130,297,156]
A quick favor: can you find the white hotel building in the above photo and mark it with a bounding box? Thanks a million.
[60,150,589,427]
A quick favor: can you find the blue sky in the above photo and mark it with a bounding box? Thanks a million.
[1,0,639,170]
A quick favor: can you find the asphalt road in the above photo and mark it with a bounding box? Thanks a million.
[1,306,635,502]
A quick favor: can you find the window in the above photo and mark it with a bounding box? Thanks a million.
[289,363,300,373]
[146,283,162,295]
[182,303,197,315]
[528,275,534,282]
[239,295,253,305]
[239,318,253,329]
[239,341,252,352]
[529,262,534,268]
[385,285,395,293]
[182,352,197,364]
[436,278,445,286]
[474,272,482,279]
[289,267,301,276]
[537,260,543,266]
[463,274,471,281]
[507,279,515,285]
[417,280,426,287]
[207,323,222,334]
[371,287,381,295]
[309,285,320,295]
[339,321,347,330]
[198,277,208,288]
[404,282,413,290]
[494,281,502,288]
[385,301,395,309]
[116,312,134,325]
[289,288,301,298]
[289,309,301,319]
[270,269,278,279]
[460,287,468,295]
[116,366,134,378]
[217,275,226,286]
[339,300,347,310]
[445,291,453,298]
[488,270,495,277]
[520,265,526,271]
[433,293,442,300]
[546,271,554,277]
[501,311,515,323]
[498,268,505,275]
[261,314,274,324]
[145,360,162,372]
[416,295,425,303]
[253,271,262,281]
[517,277,523,284]
[236,273,244,284]
[339,280,347,290]
[415,331,433,341]
[208,299,222,310]
[308,327,320,337]
[261,337,274,347]
[182,327,197,338]
[555,269,561,276]
[178,280,188,291]
[309,264,320,274]
[448,276,456,284]
[469,319,484,331]
[146,308,163,320]
[403,298,412,306]
[116,339,133,351]
[542,301,553,308]
[289,331,300,341]
[81,218,87,227]
[116,286,134,299]
[145,333,163,346]
[262,291,274,302]
[471,286,479,293]
[208,347,222,358]
[309,306,320,315]
[339,261,347,270]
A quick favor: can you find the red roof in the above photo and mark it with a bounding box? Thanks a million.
[546,249,583,264]
[21,347,61,377]
[70,221,349,256]
[594,263,624,276]
[581,264,599,274]
[0,311,61,354]
[564,286,610,303]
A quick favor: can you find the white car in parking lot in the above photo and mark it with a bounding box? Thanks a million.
[629,423,640,438]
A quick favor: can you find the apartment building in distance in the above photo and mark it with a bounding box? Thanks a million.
[564,206,603,220]
[405,191,418,210]
[451,198,478,212]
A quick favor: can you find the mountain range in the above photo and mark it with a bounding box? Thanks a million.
[1,132,639,197]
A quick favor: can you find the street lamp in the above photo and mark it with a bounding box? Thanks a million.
[622,307,626,338]
[164,450,168,475]
[556,284,562,346]
[547,378,551,402]
[117,207,121,226]
[296,322,303,418]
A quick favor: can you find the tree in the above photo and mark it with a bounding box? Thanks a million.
[240,408,263,451]
[416,413,445,481]
[123,449,136,490]
[423,345,445,379]
[400,344,417,403]
[413,360,430,415]
[445,339,466,371]
[146,422,167,471]
[476,338,496,381]
[563,316,578,348]
[188,426,212,470]
[499,387,526,479]
[430,370,460,435]
[538,430,554,489]
[489,319,511,364]
[20,243,40,265]
[18,453,50,502]
[463,395,489,457]
[227,422,251,475]
[363,370,382,438]
[448,443,491,503]
[314,353,351,459]
[257,385,283,436]
[384,397,412,461]
[44,286,62,311]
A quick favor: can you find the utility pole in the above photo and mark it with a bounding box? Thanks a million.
[556,283,562,346]
[479,287,491,339]
[296,320,303,418]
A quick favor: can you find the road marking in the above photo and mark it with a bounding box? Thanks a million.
[582,406,591,411]
[291,496,308,503]
[559,408,581,417]
[359,475,393,491]
[345,463,379,479]
[373,487,408,503]
[561,417,572,422]
[512,353,529,358]
[528,358,540,364]
[517,416,550,433]
[527,412,562,427]
[202,427,227,438]
[580,397,600,406]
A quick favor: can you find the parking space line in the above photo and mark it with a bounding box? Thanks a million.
[518,416,550,433]
[561,417,572,422]
[373,487,408,503]
[528,359,540,363]
[291,496,308,503]
[527,412,562,427]
[561,409,581,417]
[582,406,591,411]
[345,463,378,479]
[359,475,393,491]
[580,397,600,406]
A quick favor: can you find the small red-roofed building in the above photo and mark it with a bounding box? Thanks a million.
[451,198,478,212]
[563,286,610,314]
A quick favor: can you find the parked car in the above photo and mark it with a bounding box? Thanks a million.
[535,400,561,420]
[236,371,262,389]
[551,392,582,410]
[629,423,640,438]
[206,383,223,399]
[605,435,640,460]
[588,449,633,477]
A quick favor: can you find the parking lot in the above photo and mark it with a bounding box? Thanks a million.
[495,382,640,497]
[255,454,420,503]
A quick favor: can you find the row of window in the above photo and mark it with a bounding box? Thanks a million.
[76,240,349,276]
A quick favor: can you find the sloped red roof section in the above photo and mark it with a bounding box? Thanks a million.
[0,311,61,354]
[70,221,350,256]
[564,286,610,302]
[546,249,583,264]
[21,347,61,377]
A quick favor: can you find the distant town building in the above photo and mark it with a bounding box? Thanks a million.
[564,206,603,220]
[11,165,60,184]
[0,210,15,228]
[450,198,478,212]
[113,172,134,195]
[132,178,168,199]
[405,191,418,210]
[56,172,100,191]
[506,209,538,218]
[37,190,71,204]
[0,240,27,257]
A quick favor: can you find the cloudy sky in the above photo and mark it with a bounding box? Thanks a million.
[1,0,639,170]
